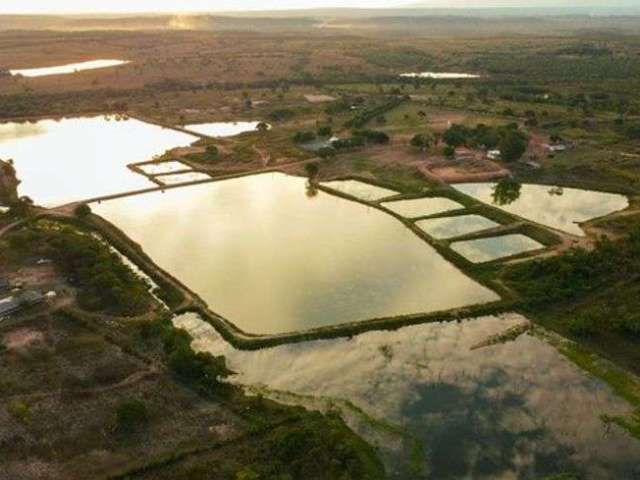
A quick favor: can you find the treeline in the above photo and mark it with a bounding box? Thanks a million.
[345,96,406,128]
[443,123,529,161]
[504,228,640,338]
[7,225,152,316]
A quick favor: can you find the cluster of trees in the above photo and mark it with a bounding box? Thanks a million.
[443,123,529,162]
[268,108,295,122]
[345,96,406,129]
[505,227,640,338]
[161,321,230,396]
[8,226,151,316]
[292,125,333,144]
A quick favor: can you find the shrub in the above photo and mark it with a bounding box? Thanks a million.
[115,399,149,431]
[74,204,92,218]
[7,400,31,424]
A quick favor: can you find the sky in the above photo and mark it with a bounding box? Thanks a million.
[1,0,405,14]
[0,0,635,14]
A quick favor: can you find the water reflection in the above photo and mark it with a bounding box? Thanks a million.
[0,116,195,206]
[322,180,399,201]
[492,178,522,206]
[10,59,128,77]
[94,173,497,334]
[183,121,266,137]
[416,214,499,239]
[174,312,640,479]
[382,197,464,218]
[400,72,481,79]
[454,183,629,236]
[452,234,544,263]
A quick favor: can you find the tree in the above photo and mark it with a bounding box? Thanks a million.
[318,147,337,159]
[317,125,332,137]
[115,399,148,432]
[443,145,455,158]
[492,178,522,206]
[410,134,431,152]
[256,122,269,133]
[443,124,469,147]
[499,129,528,162]
[74,204,91,218]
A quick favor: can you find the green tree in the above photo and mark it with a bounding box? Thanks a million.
[115,399,148,432]
[499,129,528,162]
[492,178,522,206]
[74,204,92,218]
[256,122,269,133]
[318,147,337,159]
[317,125,332,137]
[410,134,430,152]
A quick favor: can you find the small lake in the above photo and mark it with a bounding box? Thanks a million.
[416,214,499,239]
[10,59,129,77]
[183,121,267,137]
[400,72,481,79]
[321,180,399,201]
[452,234,544,263]
[0,116,195,206]
[174,312,640,479]
[382,197,464,218]
[454,183,629,236]
[93,173,498,334]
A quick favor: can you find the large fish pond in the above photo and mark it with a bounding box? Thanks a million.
[174,311,640,479]
[93,173,499,334]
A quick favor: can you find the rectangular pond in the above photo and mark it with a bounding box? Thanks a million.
[10,59,129,77]
[416,214,499,239]
[0,116,195,206]
[156,172,212,185]
[321,180,399,201]
[382,197,464,218]
[454,182,629,236]
[137,161,190,175]
[452,234,544,263]
[93,173,498,335]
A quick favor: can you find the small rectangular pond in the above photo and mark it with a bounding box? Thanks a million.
[454,182,628,236]
[10,59,129,77]
[137,161,189,175]
[382,197,464,218]
[93,173,498,335]
[156,172,212,185]
[0,116,195,206]
[183,121,265,138]
[416,214,499,239]
[452,234,544,263]
[321,180,399,201]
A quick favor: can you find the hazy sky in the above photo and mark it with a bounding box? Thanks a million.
[1,0,406,14]
[0,0,633,14]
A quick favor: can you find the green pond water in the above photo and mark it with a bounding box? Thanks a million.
[0,116,195,206]
[382,197,464,218]
[452,234,544,263]
[174,311,640,479]
[93,173,498,334]
[416,214,499,239]
[454,183,629,236]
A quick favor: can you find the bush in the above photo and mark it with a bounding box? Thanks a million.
[74,204,92,218]
[7,400,31,424]
[115,399,149,431]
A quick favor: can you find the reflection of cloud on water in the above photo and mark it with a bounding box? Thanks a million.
[176,313,640,478]
[96,173,497,334]
[455,183,629,236]
[0,123,47,143]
